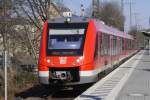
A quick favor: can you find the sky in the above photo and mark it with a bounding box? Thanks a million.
[63,0,150,32]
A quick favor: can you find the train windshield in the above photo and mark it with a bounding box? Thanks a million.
[49,29,84,50]
[47,23,88,56]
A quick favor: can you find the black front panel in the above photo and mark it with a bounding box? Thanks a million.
[49,67,79,82]
[48,23,88,29]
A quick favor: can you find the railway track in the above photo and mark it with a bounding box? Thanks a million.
[15,84,92,100]
[14,66,119,100]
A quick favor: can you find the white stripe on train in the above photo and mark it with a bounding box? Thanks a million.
[39,67,105,77]
[39,71,49,77]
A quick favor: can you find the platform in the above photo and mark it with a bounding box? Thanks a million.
[75,50,150,100]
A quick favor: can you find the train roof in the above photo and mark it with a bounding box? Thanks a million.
[48,16,89,23]
[94,20,133,40]
[48,17,133,40]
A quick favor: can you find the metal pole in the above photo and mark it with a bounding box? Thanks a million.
[92,0,99,18]
[4,51,7,100]
[121,0,124,31]
[129,0,132,30]
[149,17,150,26]
[121,0,124,12]
[3,0,7,99]
[92,0,95,18]
[149,39,150,55]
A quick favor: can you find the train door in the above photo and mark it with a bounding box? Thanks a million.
[110,35,113,66]
[100,33,110,68]
[105,34,110,67]
[119,37,123,60]
[94,32,99,68]
[124,38,127,56]
[97,31,101,67]
[121,38,125,57]
[116,36,120,61]
[99,32,105,67]
[103,33,107,66]
[111,35,117,64]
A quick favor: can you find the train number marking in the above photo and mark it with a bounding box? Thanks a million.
[59,57,67,64]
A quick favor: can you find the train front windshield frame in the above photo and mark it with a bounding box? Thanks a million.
[46,23,88,56]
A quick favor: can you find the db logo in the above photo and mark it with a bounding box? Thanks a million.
[59,57,67,64]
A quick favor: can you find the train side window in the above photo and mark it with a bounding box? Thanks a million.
[127,39,129,50]
[113,36,117,55]
[100,33,104,56]
[122,38,124,50]
[120,37,123,53]
[98,32,101,56]
[105,34,110,55]
[130,40,132,49]
[127,40,130,50]
[118,37,121,54]
[94,33,98,58]
[128,39,130,50]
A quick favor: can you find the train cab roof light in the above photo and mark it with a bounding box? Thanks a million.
[65,17,71,23]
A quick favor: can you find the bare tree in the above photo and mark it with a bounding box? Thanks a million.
[98,2,125,31]
[13,0,62,32]
[86,2,125,31]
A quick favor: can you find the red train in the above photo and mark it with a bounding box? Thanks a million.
[38,17,136,86]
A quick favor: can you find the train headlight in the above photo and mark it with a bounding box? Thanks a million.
[73,56,84,65]
[76,59,80,63]
[46,59,51,63]
[66,18,71,22]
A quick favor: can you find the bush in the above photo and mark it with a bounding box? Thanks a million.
[0,69,4,99]
[0,68,38,99]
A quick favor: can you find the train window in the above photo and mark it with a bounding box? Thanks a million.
[46,23,88,56]
[100,33,110,56]
[128,40,130,50]
[130,40,132,49]
[120,38,123,53]
[122,38,124,50]
[94,34,98,58]
[113,36,117,55]
[105,34,110,55]
[127,39,129,50]
[117,37,121,54]
[98,33,101,56]
[49,34,83,50]
[127,39,131,50]
[100,33,105,56]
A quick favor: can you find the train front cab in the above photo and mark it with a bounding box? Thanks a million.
[38,19,99,86]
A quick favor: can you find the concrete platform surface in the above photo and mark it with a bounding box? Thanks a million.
[116,50,150,100]
[75,50,150,100]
